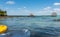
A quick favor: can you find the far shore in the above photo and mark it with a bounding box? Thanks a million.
[0,15,57,18]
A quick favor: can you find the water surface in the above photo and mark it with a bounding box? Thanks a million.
[0,16,60,37]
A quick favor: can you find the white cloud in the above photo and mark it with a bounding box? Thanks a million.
[17,8,21,10]
[6,1,15,5]
[38,6,60,15]
[0,5,2,8]
[43,7,52,12]
[53,8,60,12]
[24,7,26,8]
[17,7,32,15]
[44,7,51,10]
[54,3,60,6]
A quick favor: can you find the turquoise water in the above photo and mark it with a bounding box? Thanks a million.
[0,16,60,37]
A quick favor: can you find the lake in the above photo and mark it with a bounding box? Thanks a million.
[0,16,60,37]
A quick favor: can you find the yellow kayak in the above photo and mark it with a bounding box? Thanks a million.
[0,25,8,34]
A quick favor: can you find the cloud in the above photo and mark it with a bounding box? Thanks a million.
[38,6,60,15]
[41,6,52,12]
[23,7,26,8]
[0,5,2,8]
[44,7,51,10]
[19,7,29,12]
[17,8,21,10]
[17,7,31,15]
[54,3,60,6]
[6,1,15,5]
[53,8,60,12]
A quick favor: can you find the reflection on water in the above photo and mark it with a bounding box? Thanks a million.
[0,16,60,37]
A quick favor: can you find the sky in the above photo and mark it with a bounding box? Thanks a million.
[0,0,60,15]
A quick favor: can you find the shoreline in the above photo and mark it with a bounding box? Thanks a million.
[0,15,57,18]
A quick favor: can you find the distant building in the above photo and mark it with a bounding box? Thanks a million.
[29,13,34,17]
[51,12,57,17]
[0,10,7,16]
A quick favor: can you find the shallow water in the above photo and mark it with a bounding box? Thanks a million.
[0,16,60,37]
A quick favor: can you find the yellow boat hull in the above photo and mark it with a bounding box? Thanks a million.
[0,25,8,34]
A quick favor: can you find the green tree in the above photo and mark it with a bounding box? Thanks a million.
[0,10,7,16]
